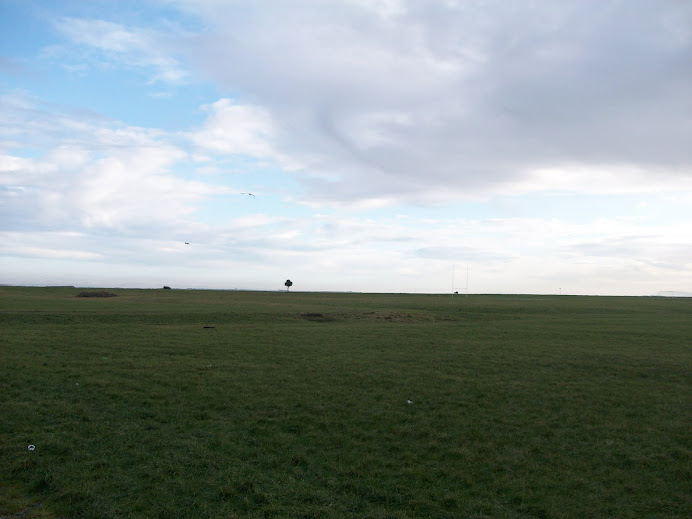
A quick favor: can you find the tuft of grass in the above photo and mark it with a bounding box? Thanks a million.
[1,288,690,518]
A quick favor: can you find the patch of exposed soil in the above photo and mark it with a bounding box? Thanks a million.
[76,291,118,298]
[360,311,426,321]
[299,312,330,322]
[298,311,432,322]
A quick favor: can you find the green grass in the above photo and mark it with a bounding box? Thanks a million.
[1,287,690,518]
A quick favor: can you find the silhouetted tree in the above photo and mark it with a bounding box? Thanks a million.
[284,279,293,292]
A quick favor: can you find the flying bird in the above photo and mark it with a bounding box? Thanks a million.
[184,242,189,245]
[241,192,256,197]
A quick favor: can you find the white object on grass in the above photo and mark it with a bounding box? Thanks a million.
[28,445,35,451]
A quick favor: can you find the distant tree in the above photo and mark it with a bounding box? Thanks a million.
[284,279,293,292]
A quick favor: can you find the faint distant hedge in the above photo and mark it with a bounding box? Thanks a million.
[76,291,118,298]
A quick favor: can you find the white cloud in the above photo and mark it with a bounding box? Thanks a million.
[185,98,306,175]
[187,99,277,158]
[41,2,692,204]
[0,94,226,233]
[77,146,213,229]
[165,0,692,205]
[4,244,103,260]
[53,17,188,83]
[4,193,690,293]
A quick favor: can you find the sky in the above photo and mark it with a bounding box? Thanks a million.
[1,0,691,295]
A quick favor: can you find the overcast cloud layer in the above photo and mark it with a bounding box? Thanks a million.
[175,0,692,203]
[1,0,691,294]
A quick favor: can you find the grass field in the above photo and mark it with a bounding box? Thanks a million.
[1,287,690,518]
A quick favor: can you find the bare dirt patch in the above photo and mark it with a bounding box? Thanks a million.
[298,311,432,322]
[76,291,118,298]
[360,311,434,322]
[299,312,331,322]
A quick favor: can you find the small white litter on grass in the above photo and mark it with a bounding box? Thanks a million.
[28,445,35,451]
[407,400,413,404]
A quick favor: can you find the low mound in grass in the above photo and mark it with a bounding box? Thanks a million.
[76,291,117,298]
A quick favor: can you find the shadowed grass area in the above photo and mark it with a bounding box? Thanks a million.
[1,287,690,518]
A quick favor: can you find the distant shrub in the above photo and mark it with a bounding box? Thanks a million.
[163,286,171,290]
[77,291,118,298]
